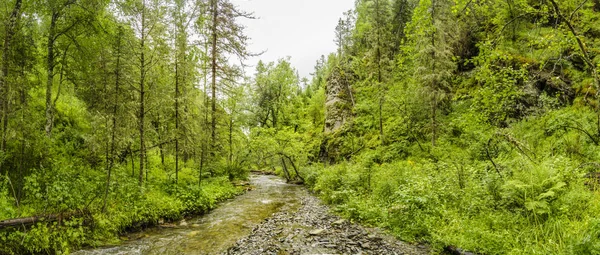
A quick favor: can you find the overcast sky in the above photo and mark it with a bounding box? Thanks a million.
[232,0,355,79]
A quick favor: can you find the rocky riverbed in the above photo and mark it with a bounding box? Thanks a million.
[227,194,429,255]
[74,175,429,255]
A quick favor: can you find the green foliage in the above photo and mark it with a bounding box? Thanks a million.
[304,106,600,254]
[0,169,242,254]
[2,0,600,253]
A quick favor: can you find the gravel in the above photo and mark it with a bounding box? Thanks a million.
[226,194,429,255]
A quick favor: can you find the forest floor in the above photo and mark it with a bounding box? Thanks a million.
[226,192,430,255]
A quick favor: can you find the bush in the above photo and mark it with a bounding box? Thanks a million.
[306,106,600,254]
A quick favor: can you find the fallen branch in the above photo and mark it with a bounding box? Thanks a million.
[0,211,88,230]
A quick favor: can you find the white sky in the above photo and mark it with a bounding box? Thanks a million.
[232,0,355,79]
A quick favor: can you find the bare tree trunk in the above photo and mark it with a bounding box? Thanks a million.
[18,73,25,202]
[101,52,110,212]
[152,116,165,169]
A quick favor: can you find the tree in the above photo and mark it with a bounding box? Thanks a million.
[120,0,168,186]
[353,0,394,143]
[40,0,98,137]
[251,58,299,130]
[203,0,254,158]
[103,26,125,212]
[334,10,355,58]
[171,0,199,184]
[0,0,23,154]
[390,0,414,52]
[410,0,456,146]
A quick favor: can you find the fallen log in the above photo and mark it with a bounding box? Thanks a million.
[0,211,86,230]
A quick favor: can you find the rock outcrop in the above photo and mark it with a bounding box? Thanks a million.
[324,66,353,134]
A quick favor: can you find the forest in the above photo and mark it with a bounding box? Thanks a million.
[1,0,600,254]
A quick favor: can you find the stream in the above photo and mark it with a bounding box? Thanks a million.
[74,174,429,255]
[74,174,303,255]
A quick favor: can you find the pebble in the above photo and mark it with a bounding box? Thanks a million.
[225,195,430,255]
[309,229,326,235]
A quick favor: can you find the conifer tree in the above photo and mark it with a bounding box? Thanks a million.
[411,0,456,146]
[203,0,254,166]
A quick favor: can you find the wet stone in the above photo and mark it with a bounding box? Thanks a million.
[226,195,430,255]
[309,229,326,235]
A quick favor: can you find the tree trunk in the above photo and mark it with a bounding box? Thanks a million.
[430,0,437,147]
[45,13,58,137]
[152,116,165,169]
[210,0,218,154]
[431,93,437,147]
[228,117,233,167]
[199,38,209,186]
[0,211,88,230]
[199,147,204,186]
[138,4,147,187]
[129,143,135,177]
[284,155,303,182]
[0,0,23,153]
[280,157,291,181]
[175,59,180,184]
[103,29,122,213]
[375,0,384,143]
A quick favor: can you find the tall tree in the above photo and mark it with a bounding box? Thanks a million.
[41,0,97,137]
[411,0,456,146]
[171,0,199,184]
[103,26,124,212]
[0,0,23,154]
[353,0,394,143]
[204,0,254,159]
[121,0,167,186]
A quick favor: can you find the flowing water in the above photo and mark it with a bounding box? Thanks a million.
[74,175,303,255]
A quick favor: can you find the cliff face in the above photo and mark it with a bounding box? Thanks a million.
[324,66,353,134]
[321,66,354,164]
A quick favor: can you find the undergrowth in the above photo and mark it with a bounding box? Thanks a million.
[0,154,244,255]
[302,106,600,255]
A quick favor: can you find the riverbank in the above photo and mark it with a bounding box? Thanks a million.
[73,174,304,254]
[0,175,244,254]
[72,174,429,255]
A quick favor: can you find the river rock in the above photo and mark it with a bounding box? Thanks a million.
[360,242,371,249]
[332,219,346,226]
[368,234,382,241]
[309,229,325,235]
[226,195,429,255]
